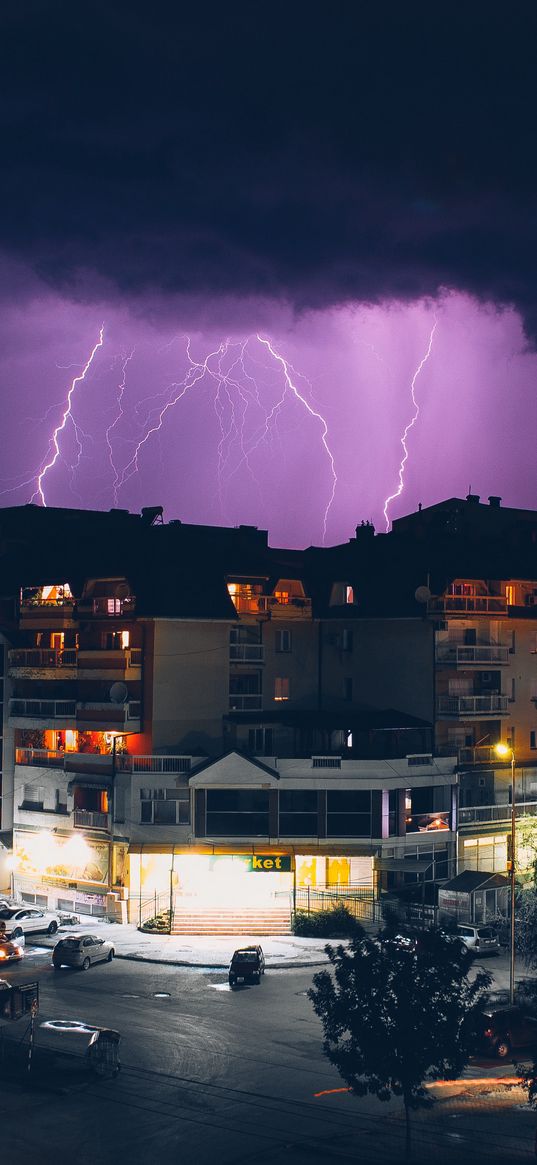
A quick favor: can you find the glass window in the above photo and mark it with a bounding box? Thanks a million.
[326,791,371,837]
[274,677,290,701]
[276,630,292,653]
[206,789,269,837]
[154,800,176,824]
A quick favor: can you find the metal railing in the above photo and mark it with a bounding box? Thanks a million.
[428,595,507,615]
[229,644,264,662]
[435,644,509,666]
[76,701,141,722]
[115,754,191,774]
[228,694,263,710]
[8,648,77,668]
[293,886,382,924]
[458,744,498,764]
[135,891,172,929]
[229,594,311,616]
[9,698,77,719]
[73,809,110,830]
[458,801,537,825]
[437,694,509,716]
[15,748,66,768]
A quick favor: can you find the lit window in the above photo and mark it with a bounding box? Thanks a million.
[346,586,354,604]
[275,590,289,605]
[505,585,515,606]
[120,630,130,648]
[274,677,290,701]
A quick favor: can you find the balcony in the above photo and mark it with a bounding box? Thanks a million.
[428,595,507,616]
[458,745,499,765]
[73,809,110,831]
[229,593,311,618]
[435,644,509,667]
[80,596,136,617]
[115,754,192,774]
[8,648,78,677]
[458,801,537,826]
[76,647,142,678]
[9,698,77,724]
[228,694,263,711]
[76,700,141,728]
[436,694,509,718]
[229,644,264,662]
[15,747,65,768]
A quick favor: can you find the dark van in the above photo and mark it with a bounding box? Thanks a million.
[228,945,265,986]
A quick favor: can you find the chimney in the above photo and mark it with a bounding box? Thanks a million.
[466,493,480,505]
[354,520,375,542]
[488,496,502,508]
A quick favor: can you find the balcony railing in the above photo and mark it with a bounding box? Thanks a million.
[228,694,263,710]
[458,744,498,765]
[458,801,537,825]
[435,644,509,666]
[229,644,264,662]
[8,648,78,669]
[437,695,509,717]
[73,809,110,830]
[115,754,192,774]
[76,701,141,724]
[20,594,74,609]
[428,595,507,615]
[230,594,311,617]
[15,748,66,768]
[9,699,77,719]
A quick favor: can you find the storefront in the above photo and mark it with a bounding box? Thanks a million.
[11,828,126,917]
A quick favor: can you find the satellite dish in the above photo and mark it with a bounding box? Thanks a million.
[109,682,128,704]
[415,585,431,604]
[114,582,130,600]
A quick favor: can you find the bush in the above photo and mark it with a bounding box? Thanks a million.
[140,910,171,933]
[292,905,363,938]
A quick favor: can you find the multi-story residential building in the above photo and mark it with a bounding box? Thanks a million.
[0,492,535,929]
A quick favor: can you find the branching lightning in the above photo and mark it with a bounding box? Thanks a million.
[31,326,105,506]
[106,348,135,506]
[383,319,437,532]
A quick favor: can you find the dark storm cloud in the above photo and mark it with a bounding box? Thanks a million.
[2,3,537,330]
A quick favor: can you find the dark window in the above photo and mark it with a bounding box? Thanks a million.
[389,789,398,836]
[344,678,353,702]
[531,731,537,750]
[326,790,371,837]
[276,629,292,652]
[342,629,353,651]
[154,800,176,824]
[206,789,270,837]
[248,728,274,755]
[279,790,317,837]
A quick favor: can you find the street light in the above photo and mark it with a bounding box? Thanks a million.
[495,741,516,1003]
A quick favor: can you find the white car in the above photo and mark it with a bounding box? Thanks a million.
[456,924,500,957]
[0,905,61,939]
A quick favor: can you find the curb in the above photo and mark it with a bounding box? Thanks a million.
[114,952,329,970]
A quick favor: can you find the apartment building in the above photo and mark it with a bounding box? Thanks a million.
[0,493,535,928]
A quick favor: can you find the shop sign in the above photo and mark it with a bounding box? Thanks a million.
[250,854,292,872]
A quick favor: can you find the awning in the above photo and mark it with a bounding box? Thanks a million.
[67,776,111,793]
[376,859,433,873]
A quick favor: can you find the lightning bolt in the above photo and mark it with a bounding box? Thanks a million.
[383,319,437,532]
[256,335,337,542]
[105,348,136,506]
[31,326,105,507]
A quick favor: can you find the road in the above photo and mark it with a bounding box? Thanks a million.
[0,946,535,1164]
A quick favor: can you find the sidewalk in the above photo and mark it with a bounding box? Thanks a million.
[33,920,335,968]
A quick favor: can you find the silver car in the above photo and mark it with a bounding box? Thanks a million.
[456,924,500,956]
[53,933,115,971]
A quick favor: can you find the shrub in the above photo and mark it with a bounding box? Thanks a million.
[292,905,363,938]
[141,909,171,933]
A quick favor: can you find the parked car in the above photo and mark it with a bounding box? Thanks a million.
[476,1005,537,1058]
[0,906,61,938]
[228,945,265,986]
[0,936,24,965]
[456,924,500,957]
[52,933,115,971]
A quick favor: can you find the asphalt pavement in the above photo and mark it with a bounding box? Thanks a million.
[1,946,536,1164]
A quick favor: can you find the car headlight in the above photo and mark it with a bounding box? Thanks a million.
[0,951,6,959]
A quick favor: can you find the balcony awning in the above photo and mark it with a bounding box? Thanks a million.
[376,859,433,873]
[67,775,112,792]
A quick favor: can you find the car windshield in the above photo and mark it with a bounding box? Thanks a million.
[0,909,19,920]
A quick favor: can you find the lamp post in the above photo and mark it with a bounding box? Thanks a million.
[495,742,516,1003]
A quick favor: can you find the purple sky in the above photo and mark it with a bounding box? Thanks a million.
[0,273,533,547]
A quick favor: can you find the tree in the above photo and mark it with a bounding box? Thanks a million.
[309,928,491,1159]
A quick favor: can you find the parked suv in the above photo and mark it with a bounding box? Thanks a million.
[228,946,265,986]
[477,1006,537,1058]
[456,924,500,956]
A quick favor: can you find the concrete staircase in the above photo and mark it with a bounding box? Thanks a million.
[170,906,291,935]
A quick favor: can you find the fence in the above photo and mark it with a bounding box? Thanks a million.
[134,891,172,928]
[292,886,382,925]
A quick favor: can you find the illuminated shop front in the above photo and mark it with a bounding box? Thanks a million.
[12,829,126,917]
[127,847,374,912]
